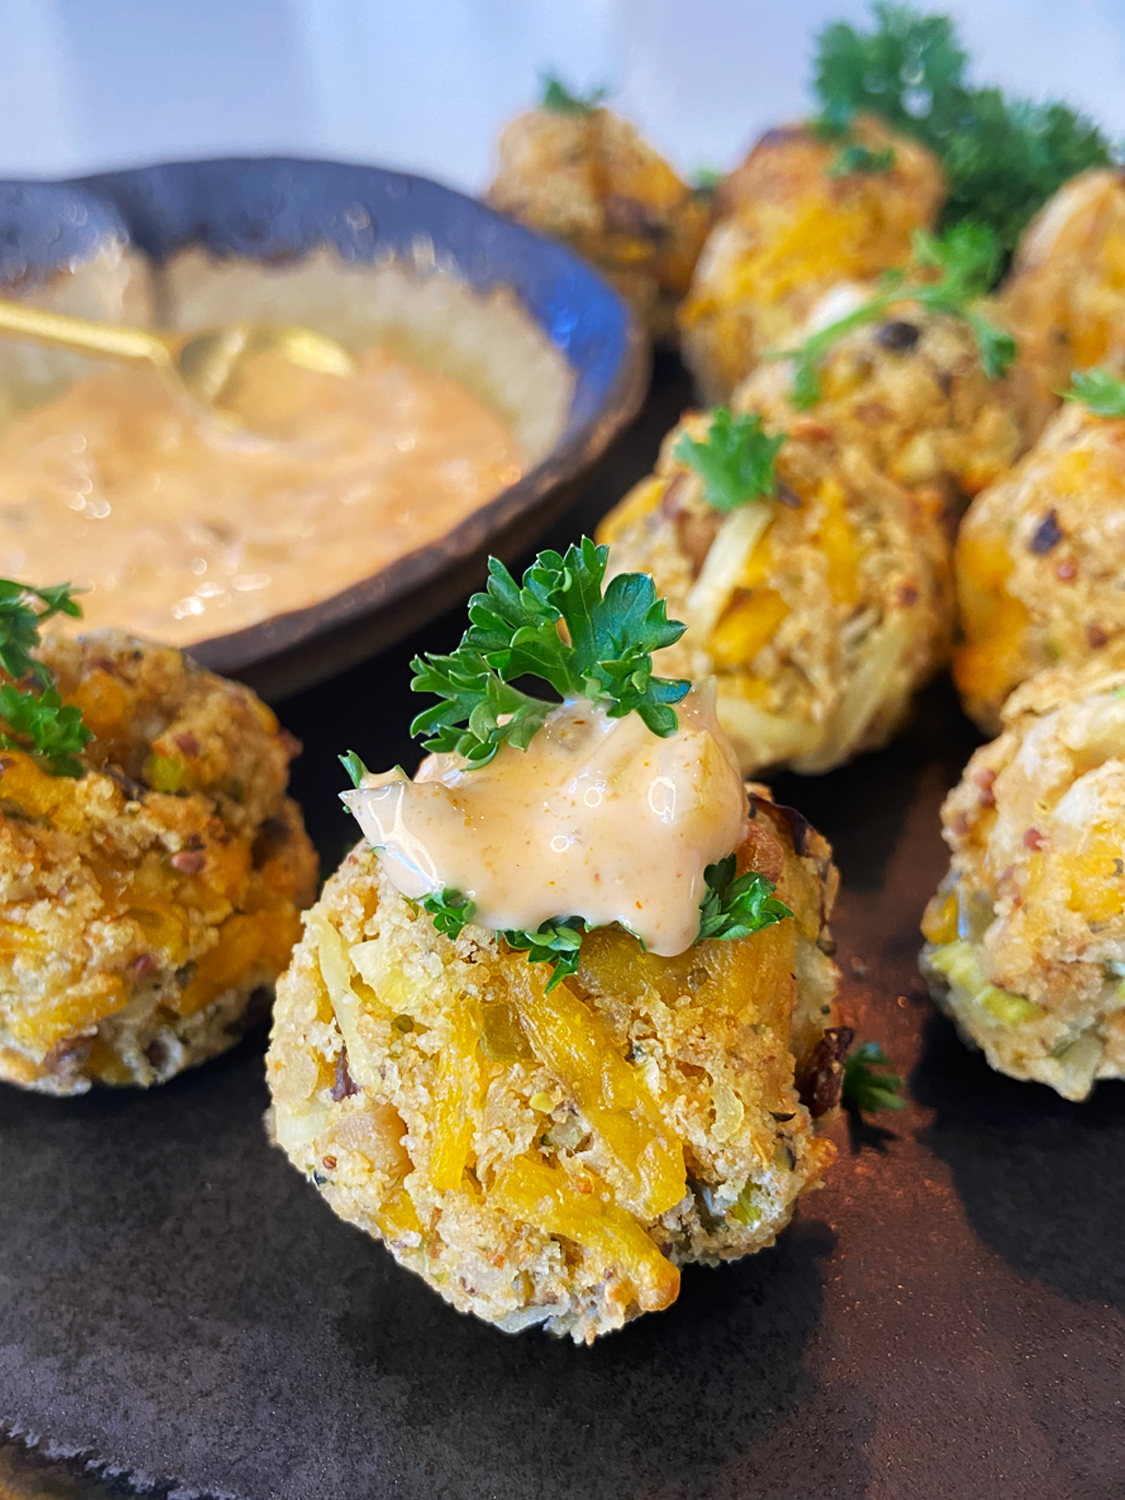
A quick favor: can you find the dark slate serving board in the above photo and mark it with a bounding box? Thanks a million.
[1,357,1122,1500]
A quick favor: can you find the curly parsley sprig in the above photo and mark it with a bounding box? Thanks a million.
[0,580,91,778]
[539,73,608,115]
[1063,368,1125,419]
[775,222,1016,408]
[841,1040,907,1116]
[410,538,690,767]
[697,856,793,942]
[813,4,1115,255]
[674,409,784,512]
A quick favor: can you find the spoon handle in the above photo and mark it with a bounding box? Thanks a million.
[0,296,173,369]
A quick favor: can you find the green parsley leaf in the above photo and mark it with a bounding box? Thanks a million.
[841,1039,907,1115]
[827,142,895,177]
[673,409,784,513]
[422,888,477,942]
[501,916,586,991]
[0,681,92,778]
[0,579,92,777]
[776,222,1015,408]
[697,855,793,942]
[410,538,690,766]
[692,165,724,194]
[338,749,370,789]
[539,73,608,115]
[0,579,84,686]
[1063,368,1125,418]
[812,4,1115,255]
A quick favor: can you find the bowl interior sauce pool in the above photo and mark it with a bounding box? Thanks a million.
[0,347,524,645]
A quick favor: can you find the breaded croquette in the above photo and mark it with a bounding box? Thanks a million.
[0,629,317,1094]
[921,651,1125,1099]
[679,116,946,403]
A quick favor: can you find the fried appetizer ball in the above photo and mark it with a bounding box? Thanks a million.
[921,653,1125,1100]
[1000,169,1125,402]
[597,413,953,776]
[0,630,317,1094]
[678,117,946,403]
[487,95,709,340]
[267,789,841,1343]
[734,286,1048,512]
[954,397,1125,733]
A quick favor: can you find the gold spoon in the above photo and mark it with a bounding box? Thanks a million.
[0,295,355,418]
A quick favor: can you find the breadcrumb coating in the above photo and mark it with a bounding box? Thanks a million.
[488,105,709,340]
[734,288,1050,515]
[597,412,953,776]
[266,790,841,1343]
[954,400,1125,732]
[0,629,317,1094]
[921,652,1125,1099]
[679,117,946,403]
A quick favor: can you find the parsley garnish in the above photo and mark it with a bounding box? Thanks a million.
[777,222,1015,408]
[0,579,92,777]
[501,917,586,991]
[539,73,608,115]
[339,749,370,789]
[827,142,895,177]
[841,1040,907,1115]
[422,888,477,941]
[673,409,784,512]
[813,4,1115,255]
[410,538,690,767]
[697,856,793,942]
[1063,368,1125,419]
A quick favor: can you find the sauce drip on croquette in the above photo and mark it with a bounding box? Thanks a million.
[344,686,748,958]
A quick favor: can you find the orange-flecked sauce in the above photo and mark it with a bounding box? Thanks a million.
[0,349,523,646]
[343,688,749,958]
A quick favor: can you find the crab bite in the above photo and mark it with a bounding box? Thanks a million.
[922,651,1125,1100]
[267,542,843,1342]
[0,628,316,1094]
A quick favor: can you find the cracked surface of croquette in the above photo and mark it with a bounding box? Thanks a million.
[921,651,1125,1100]
[734,288,1050,514]
[267,790,840,1343]
[0,629,317,1094]
[597,412,953,776]
[954,400,1125,733]
[678,116,945,403]
[488,104,709,340]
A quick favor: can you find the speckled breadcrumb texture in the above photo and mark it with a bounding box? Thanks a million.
[266,790,841,1343]
[597,411,953,777]
[487,105,710,340]
[734,289,1051,514]
[0,629,317,1095]
[954,401,1125,733]
[999,168,1125,408]
[921,651,1125,1100]
[678,116,946,404]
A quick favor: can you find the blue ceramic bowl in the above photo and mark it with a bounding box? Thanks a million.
[0,158,649,696]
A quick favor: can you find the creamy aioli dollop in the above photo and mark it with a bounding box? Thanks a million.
[343,686,748,958]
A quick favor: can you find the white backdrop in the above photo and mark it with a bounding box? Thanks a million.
[1,0,1124,190]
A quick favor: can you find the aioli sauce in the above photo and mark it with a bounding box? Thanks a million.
[344,688,749,958]
[0,349,523,646]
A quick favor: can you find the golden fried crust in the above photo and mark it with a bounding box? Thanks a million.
[679,116,946,402]
[921,649,1125,1099]
[488,106,709,339]
[734,292,1051,510]
[266,792,840,1343]
[0,630,317,1094]
[953,402,1125,732]
[597,413,953,776]
[999,168,1125,405]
